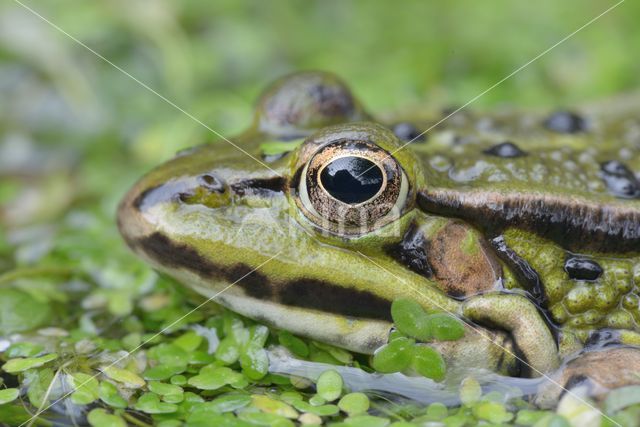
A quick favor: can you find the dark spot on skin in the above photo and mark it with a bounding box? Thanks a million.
[564,257,603,281]
[543,111,588,133]
[600,160,640,199]
[132,185,161,211]
[490,236,546,305]
[199,174,225,193]
[231,177,286,197]
[392,122,426,142]
[386,222,433,278]
[483,141,527,158]
[279,279,392,321]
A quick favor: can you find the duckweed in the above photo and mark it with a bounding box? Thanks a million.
[371,337,414,373]
[316,370,343,402]
[0,388,19,405]
[87,408,127,427]
[391,298,465,342]
[338,392,370,415]
[411,346,446,381]
[2,353,58,373]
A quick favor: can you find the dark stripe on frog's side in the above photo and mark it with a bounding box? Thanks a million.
[134,232,391,321]
[418,189,640,253]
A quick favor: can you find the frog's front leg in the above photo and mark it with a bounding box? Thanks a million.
[462,293,561,376]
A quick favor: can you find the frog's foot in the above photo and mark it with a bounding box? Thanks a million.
[462,293,561,377]
[428,326,519,377]
[535,346,640,408]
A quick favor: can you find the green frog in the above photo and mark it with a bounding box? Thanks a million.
[118,71,640,403]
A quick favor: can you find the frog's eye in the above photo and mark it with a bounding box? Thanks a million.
[297,139,409,235]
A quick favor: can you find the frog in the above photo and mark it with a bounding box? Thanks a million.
[117,71,640,404]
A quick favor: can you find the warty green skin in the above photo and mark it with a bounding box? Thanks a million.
[118,71,640,389]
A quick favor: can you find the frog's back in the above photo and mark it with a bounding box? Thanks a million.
[401,104,640,254]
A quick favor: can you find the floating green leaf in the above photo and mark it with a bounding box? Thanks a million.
[87,408,127,427]
[240,345,269,380]
[98,380,128,408]
[317,370,343,402]
[0,388,19,405]
[427,313,465,341]
[188,365,243,390]
[278,331,309,357]
[67,372,100,405]
[102,366,145,388]
[411,346,446,381]
[252,394,298,418]
[371,337,414,373]
[133,392,178,414]
[391,298,432,341]
[473,401,513,423]
[205,394,252,412]
[4,342,44,358]
[2,353,58,373]
[338,392,370,415]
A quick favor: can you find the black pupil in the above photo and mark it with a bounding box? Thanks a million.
[320,156,384,204]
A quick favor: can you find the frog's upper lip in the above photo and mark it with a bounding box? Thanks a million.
[117,182,157,250]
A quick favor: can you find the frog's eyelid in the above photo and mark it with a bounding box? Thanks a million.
[298,161,322,219]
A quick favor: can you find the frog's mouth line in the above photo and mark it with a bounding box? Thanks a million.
[128,231,393,322]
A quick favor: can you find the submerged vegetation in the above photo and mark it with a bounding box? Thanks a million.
[3,1,640,425]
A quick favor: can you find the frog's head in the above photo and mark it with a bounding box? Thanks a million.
[117,71,520,375]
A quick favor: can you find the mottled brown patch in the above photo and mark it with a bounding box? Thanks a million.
[426,222,502,297]
[537,346,640,407]
[559,347,640,391]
